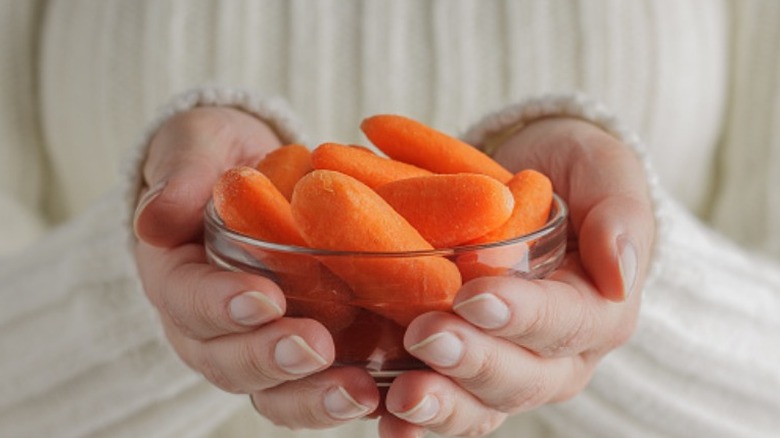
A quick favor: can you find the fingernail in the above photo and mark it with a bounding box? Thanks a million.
[324,386,370,420]
[407,332,463,368]
[392,395,440,424]
[229,291,283,326]
[274,335,328,375]
[618,236,638,299]
[453,293,510,329]
[132,180,167,238]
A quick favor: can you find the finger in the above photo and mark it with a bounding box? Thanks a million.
[577,192,653,300]
[170,317,334,394]
[134,107,283,247]
[377,416,424,438]
[383,371,508,437]
[135,241,286,340]
[403,312,591,413]
[493,117,655,301]
[251,367,379,429]
[453,265,640,358]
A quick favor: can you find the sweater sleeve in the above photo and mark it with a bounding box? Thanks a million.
[0,86,308,438]
[0,1,48,255]
[462,95,780,438]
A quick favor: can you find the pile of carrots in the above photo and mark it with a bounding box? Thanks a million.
[212,114,553,333]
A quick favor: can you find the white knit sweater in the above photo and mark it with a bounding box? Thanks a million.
[1,1,779,437]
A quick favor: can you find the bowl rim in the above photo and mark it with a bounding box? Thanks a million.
[204,193,568,258]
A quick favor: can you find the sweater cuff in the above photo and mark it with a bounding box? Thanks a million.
[121,86,308,231]
[462,93,668,283]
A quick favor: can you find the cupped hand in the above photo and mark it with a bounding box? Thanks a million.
[133,107,379,429]
[379,118,655,437]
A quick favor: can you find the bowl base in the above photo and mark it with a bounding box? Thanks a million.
[369,370,405,387]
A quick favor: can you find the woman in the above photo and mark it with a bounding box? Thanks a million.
[1,1,778,437]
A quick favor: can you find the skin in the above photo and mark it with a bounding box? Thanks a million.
[133,110,653,436]
[134,107,381,428]
[380,118,654,437]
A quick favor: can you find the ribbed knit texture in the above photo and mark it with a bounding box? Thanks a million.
[0,0,46,255]
[1,1,779,437]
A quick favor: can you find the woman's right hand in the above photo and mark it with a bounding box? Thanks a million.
[132,106,380,428]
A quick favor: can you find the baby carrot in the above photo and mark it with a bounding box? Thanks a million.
[311,142,433,189]
[375,173,515,248]
[469,169,553,244]
[457,169,553,282]
[255,144,313,201]
[290,169,462,326]
[213,166,357,332]
[213,166,307,245]
[360,114,513,183]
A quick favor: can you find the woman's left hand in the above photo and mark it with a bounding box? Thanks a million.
[378,118,655,437]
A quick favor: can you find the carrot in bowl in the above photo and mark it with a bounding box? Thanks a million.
[290,169,462,326]
[457,169,554,282]
[213,166,306,245]
[312,142,433,189]
[469,169,553,244]
[255,144,313,201]
[375,173,514,248]
[360,114,513,183]
[213,166,356,332]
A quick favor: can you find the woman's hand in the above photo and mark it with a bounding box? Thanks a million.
[379,118,655,437]
[133,107,379,428]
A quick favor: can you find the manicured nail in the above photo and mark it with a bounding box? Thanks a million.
[618,236,638,299]
[274,335,328,375]
[392,395,440,424]
[407,332,463,368]
[132,180,167,238]
[324,386,370,420]
[229,291,283,326]
[453,293,510,329]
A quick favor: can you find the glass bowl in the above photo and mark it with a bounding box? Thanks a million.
[204,194,567,386]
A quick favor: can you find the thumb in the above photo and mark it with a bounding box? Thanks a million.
[492,117,655,302]
[133,152,224,247]
[132,107,283,247]
[576,194,652,302]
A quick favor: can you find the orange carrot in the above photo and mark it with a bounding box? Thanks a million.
[469,169,553,244]
[457,169,553,282]
[290,169,462,326]
[311,142,433,189]
[375,173,514,248]
[213,166,356,332]
[213,166,306,245]
[360,114,513,183]
[255,144,313,201]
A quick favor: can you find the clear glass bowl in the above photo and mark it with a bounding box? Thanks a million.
[204,194,568,386]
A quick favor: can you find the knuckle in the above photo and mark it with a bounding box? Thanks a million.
[461,348,502,389]
[197,350,241,394]
[191,287,226,336]
[498,373,550,413]
[161,290,200,339]
[548,312,593,356]
[161,264,224,341]
[252,382,324,430]
[436,409,505,437]
[510,293,548,341]
[463,413,506,437]
[234,337,276,391]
